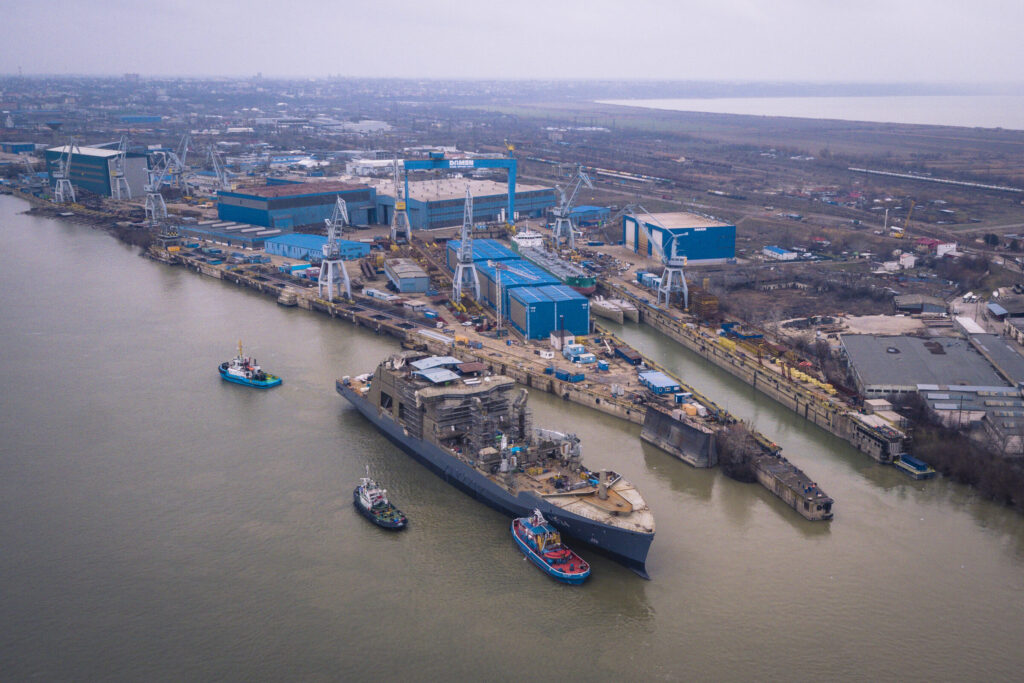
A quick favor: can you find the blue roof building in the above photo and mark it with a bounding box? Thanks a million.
[570,205,610,226]
[264,234,370,261]
[639,371,682,394]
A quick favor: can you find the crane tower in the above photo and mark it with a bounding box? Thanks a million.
[487,259,537,329]
[552,166,593,250]
[452,186,481,302]
[633,208,688,308]
[318,197,351,300]
[390,156,411,244]
[110,136,131,200]
[144,152,169,226]
[52,137,78,204]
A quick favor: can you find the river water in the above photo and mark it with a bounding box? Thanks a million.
[599,95,1024,131]
[2,193,1023,680]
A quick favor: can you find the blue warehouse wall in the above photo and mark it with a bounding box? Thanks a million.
[623,216,736,262]
[45,151,112,196]
[378,189,557,230]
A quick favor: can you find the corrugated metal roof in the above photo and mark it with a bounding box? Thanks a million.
[639,370,681,390]
[509,287,551,305]
[535,284,587,303]
[413,368,461,383]
[266,234,328,249]
[410,356,462,370]
[226,181,368,199]
[47,145,120,158]
[842,335,1009,389]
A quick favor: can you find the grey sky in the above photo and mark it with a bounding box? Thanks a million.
[3,0,1023,82]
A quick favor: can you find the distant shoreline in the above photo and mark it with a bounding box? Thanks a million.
[597,94,1024,131]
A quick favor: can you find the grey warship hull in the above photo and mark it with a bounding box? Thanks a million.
[337,380,653,577]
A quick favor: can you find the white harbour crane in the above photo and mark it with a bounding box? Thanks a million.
[551,165,593,250]
[631,207,688,308]
[166,135,192,195]
[52,137,78,204]
[486,259,537,330]
[144,152,169,226]
[318,196,352,300]
[389,156,411,244]
[110,135,131,201]
[452,186,481,302]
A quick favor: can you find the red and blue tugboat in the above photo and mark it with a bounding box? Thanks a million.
[354,472,407,530]
[512,509,590,584]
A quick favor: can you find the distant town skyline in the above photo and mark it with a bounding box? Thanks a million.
[3,0,1023,84]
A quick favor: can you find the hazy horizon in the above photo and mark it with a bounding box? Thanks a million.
[3,0,1023,83]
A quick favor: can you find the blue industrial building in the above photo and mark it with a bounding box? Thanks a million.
[507,284,590,340]
[639,370,682,394]
[118,115,163,124]
[475,259,561,313]
[2,142,36,154]
[264,234,370,261]
[218,181,377,229]
[176,221,282,249]
[45,144,149,197]
[377,180,556,230]
[570,205,610,226]
[445,238,520,271]
[623,211,736,264]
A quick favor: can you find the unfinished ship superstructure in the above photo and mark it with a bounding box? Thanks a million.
[337,352,655,577]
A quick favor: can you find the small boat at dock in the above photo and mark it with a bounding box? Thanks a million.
[893,453,936,480]
[353,472,408,529]
[512,509,590,584]
[218,341,282,388]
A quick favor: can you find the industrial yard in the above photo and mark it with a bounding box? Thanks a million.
[4,74,1024,518]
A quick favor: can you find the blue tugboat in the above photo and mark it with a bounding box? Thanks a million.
[512,509,590,584]
[354,471,408,529]
[218,341,282,388]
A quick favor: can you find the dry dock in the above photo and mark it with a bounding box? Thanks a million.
[601,281,904,465]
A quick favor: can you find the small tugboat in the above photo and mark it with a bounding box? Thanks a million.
[512,509,590,584]
[353,471,407,529]
[218,341,282,388]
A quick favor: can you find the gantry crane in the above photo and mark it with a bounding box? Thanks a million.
[52,137,78,204]
[166,135,192,196]
[390,156,411,244]
[487,259,537,329]
[208,146,231,193]
[110,136,131,201]
[551,165,593,250]
[452,185,481,302]
[318,196,351,300]
[631,207,688,308]
[144,152,169,226]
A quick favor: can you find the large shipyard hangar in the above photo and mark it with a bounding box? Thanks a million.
[45,144,149,197]
[217,181,377,229]
[370,176,557,230]
[623,211,736,264]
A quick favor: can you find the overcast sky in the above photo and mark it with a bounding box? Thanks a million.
[3,0,1023,83]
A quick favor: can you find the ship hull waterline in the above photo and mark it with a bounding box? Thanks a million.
[218,365,282,388]
[338,382,653,578]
